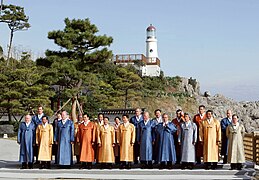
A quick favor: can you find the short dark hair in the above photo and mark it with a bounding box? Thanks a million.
[42,115,48,120]
[104,116,109,121]
[199,105,205,109]
[114,116,121,121]
[154,109,161,114]
[122,114,129,119]
[83,113,89,117]
[206,110,213,114]
[176,109,182,114]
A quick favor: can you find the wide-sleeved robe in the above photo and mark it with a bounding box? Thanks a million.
[193,114,206,158]
[226,123,245,163]
[77,122,96,162]
[73,122,80,156]
[113,123,120,158]
[220,118,231,156]
[172,117,184,162]
[54,119,74,165]
[36,123,53,161]
[117,123,135,162]
[199,118,221,162]
[137,120,156,161]
[155,122,177,163]
[17,122,35,163]
[97,125,115,163]
[179,122,197,162]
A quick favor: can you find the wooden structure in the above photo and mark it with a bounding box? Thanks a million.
[244,131,259,164]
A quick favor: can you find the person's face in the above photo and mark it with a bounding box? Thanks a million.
[176,111,182,118]
[155,111,161,118]
[143,113,149,121]
[38,107,43,114]
[83,115,88,122]
[114,118,120,124]
[57,114,61,119]
[184,115,190,122]
[227,110,232,118]
[199,107,205,114]
[162,114,169,123]
[98,114,104,121]
[232,116,238,124]
[104,118,109,125]
[25,115,31,123]
[61,112,67,120]
[206,112,212,119]
[135,109,141,116]
[42,117,48,124]
[122,116,128,123]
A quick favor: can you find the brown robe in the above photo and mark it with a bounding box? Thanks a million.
[73,122,80,156]
[193,113,206,157]
[77,121,96,162]
[172,117,184,161]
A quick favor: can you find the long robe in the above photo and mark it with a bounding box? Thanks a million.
[77,122,96,162]
[113,123,120,157]
[36,124,53,161]
[117,123,135,162]
[179,122,197,163]
[155,122,177,163]
[73,122,80,156]
[94,120,103,161]
[97,125,115,163]
[54,119,74,165]
[17,122,35,163]
[193,114,206,158]
[220,118,231,156]
[199,118,221,162]
[130,115,143,161]
[137,120,156,161]
[172,117,184,162]
[226,123,245,163]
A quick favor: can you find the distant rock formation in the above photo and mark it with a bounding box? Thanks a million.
[177,76,259,133]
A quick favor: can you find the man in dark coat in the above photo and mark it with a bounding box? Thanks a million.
[221,110,232,164]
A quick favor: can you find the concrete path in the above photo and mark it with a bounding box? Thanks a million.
[0,138,256,179]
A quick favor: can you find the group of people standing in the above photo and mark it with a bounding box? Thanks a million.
[17,105,246,170]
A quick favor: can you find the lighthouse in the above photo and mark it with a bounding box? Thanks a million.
[142,24,160,77]
[146,24,158,62]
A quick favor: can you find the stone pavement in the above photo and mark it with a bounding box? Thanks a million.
[0,138,256,179]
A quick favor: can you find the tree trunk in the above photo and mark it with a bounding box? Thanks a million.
[71,98,77,123]
[124,89,128,109]
[7,29,14,66]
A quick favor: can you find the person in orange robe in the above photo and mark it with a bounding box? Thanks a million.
[172,109,184,164]
[77,113,96,169]
[193,105,206,164]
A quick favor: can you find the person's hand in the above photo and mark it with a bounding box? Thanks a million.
[112,143,115,147]
[71,142,74,145]
[98,143,101,147]
[55,141,58,145]
[92,142,95,146]
[216,141,220,145]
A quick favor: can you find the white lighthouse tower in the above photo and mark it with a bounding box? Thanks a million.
[142,24,160,77]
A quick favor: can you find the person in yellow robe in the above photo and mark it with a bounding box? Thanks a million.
[97,117,116,169]
[94,113,104,163]
[36,116,53,169]
[117,114,135,169]
[199,110,221,170]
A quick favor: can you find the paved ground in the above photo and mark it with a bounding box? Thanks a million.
[0,138,257,179]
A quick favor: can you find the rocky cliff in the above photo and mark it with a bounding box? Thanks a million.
[177,76,259,133]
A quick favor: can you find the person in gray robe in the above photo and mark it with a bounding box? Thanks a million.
[178,113,197,169]
[226,114,245,170]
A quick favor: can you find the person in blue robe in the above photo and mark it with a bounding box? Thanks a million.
[137,112,156,169]
[54,111,74,167]
[130,108,143,164]
[155,113,177,169]
[221,110,232,164]
[17,115,36,169]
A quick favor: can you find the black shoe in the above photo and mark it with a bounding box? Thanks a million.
[20,163,27,169]
[28,163,33,169]
[120,165,126,169]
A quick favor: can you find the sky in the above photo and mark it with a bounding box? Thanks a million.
[1,0,259,102]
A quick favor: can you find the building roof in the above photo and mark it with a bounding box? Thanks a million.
[147,24,156,31]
